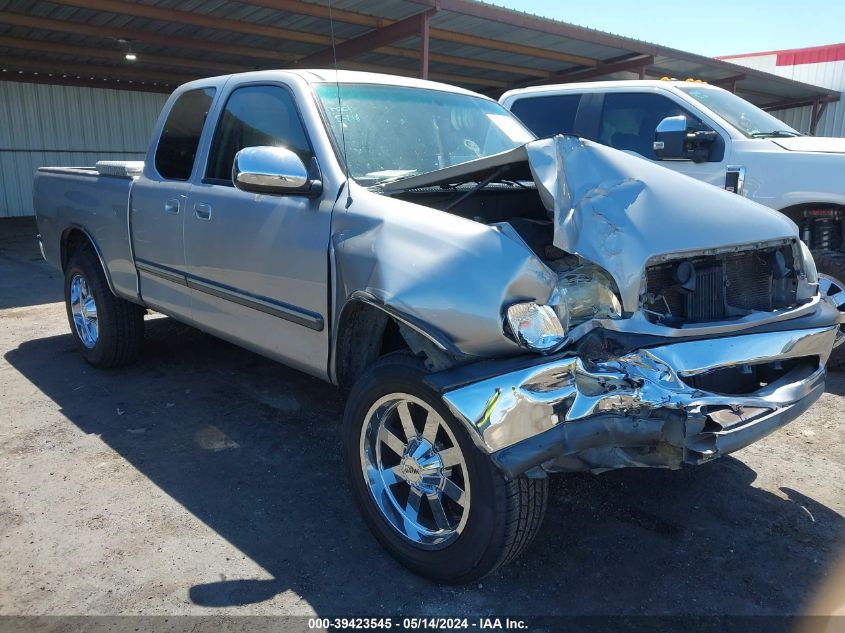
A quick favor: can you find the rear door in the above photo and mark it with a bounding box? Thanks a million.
[182,82,331,378]
[508,93,582,138]
[130,87,216,317]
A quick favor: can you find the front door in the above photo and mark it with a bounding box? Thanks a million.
[182,83,332,378]
[595,91,728,188]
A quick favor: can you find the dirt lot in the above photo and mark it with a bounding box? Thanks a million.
[1,217,844,620]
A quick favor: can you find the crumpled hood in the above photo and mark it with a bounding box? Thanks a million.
[770,136,845,153]
[527,136,799,310]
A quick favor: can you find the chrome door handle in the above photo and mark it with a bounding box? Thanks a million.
[194,203,212,221]
[164,198,180,214]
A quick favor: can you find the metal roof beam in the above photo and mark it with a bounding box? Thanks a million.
[239,0,598,66]
[239,0,387,28]
[0,35,245,75]
[0,55,196,86]
[46,0,330,46]
[710,73,747,86]
[39,1,557,80]
[0,52,506,92]
[761,95,840,111]
[549,54,654,82]
[408,0,840,101]
[0,11,295,64]
[295,10,437,67]
[511,54,653,88]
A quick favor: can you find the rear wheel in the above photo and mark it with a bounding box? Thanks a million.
[64,248,145,368]
[814,251,845,370]
[343,353,548,583]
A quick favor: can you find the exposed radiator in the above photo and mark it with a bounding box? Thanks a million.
[644,247,790,324]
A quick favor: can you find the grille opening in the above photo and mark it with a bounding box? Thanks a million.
[642,246,801,325]
[683,357,816,395]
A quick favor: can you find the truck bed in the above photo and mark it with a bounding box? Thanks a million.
[34,164,141,301]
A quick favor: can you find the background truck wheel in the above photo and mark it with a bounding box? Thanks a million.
[343,352,548,584]
[814,251,845,370]
[64,248,145,368]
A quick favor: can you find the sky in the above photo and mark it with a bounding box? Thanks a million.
[489,0,845,58]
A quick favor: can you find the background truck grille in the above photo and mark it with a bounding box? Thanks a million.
[643,246,794,324]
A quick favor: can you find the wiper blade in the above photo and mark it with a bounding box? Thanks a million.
[750,130,801,138]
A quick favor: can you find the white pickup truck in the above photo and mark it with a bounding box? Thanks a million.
[501,80,845,366]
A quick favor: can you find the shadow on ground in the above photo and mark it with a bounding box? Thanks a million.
[0,218,63,309]
[5,315,844,618]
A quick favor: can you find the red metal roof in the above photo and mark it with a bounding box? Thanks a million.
[719,43,845,67]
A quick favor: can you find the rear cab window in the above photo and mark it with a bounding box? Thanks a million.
[509,93,581,138]
[154,87,216,180]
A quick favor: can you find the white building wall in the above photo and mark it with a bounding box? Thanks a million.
[720,51,845,137]
[0,81,166,218]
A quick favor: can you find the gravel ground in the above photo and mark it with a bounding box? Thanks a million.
[1,217,844,620]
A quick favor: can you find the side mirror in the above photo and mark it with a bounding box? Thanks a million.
[653,115,719,162]
[232,146,321,196]
[653,115,688,159]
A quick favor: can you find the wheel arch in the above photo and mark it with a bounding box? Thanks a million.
[331,293,465,389]
[60,225,118,295]
[778,202,845,253]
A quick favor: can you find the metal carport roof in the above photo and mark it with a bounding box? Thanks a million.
[0,0,838,113]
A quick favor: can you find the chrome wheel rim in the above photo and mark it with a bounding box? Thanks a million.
[70,273,98,349]
[360,394,471,549]
[819,273,845,349]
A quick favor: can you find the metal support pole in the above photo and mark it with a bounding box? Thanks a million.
[810,97,828,135]
[420,11,430,79]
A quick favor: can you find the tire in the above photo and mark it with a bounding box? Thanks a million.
[64,247,145,368]
[814,250,845,370]
[342,352,548,584]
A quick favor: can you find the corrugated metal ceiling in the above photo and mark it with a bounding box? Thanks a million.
[0,0,837,107]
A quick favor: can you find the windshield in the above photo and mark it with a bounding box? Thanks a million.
[677,85,801,138]
[315,83,535,184]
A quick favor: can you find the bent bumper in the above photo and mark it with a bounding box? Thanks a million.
[437,325,837,477]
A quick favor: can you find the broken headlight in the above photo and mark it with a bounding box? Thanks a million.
[505,302,566,352]
[550,265,623,329]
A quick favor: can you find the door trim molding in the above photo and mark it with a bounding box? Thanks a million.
[136,259,324,331]
[135,259,187,286]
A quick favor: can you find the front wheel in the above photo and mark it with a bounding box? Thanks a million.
[342,353,548,583]
[814,251,845,370]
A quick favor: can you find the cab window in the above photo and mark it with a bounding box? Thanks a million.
[206,85,313,182]
[509,94,581,138]
[598,92,698,159]
[155,87,216,181]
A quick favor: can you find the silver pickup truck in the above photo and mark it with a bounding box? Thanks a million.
[34,70,840,583]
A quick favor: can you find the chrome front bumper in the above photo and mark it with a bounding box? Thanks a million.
[437,324,838,477]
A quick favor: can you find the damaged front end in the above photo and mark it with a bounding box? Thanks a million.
[378,135,840,476]
[429,324,836,477]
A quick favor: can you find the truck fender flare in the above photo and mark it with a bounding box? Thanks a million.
[346,291,459,354]
[330,292,465,387]
[60,224,119,297]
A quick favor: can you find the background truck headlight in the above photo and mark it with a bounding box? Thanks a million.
[799,241,819,284]
[505,302,566,352]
